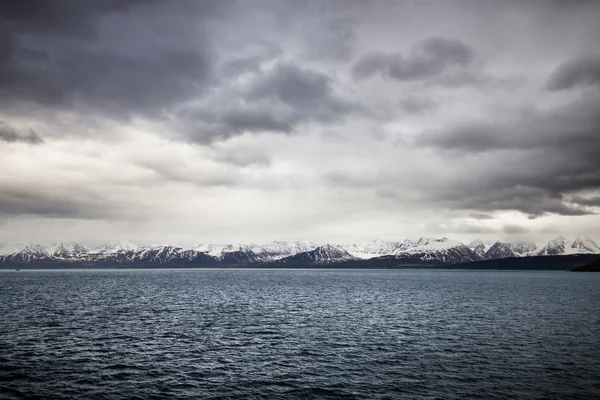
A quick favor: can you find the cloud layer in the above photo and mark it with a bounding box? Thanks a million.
[1,0,599,245]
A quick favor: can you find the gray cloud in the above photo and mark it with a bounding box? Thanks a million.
[398,95,438,114]
[0,121,44,144]
[503,224,529,234]
[249,63,357,117]
[413,91,600,160]
[427,222,497,235]
[352,37,476,82]
[413,93,600,206]
[431,182,595,219]
[326,91,600,218]
[546,55,600,91]
[0,186,121,220]
[180,62,363,142]
[302,13,357,62]
[468,212,495,220]
[571,195,600,207]
[0,1,226,118]
[211,147,271,168]
[1,0,600,243]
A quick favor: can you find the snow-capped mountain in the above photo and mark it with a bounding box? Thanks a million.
[0,241,90,263]
[393,237,481,264]
[0,242,50,263]
[250,241,318,262]
[48,242,90,258]
[537,236,600,256]
[1,236,598,267]
[468,239,491,258]
[484,241,516,259]
[192,241,319,264]
[510,240,538,256]
[278,244,355,264]
[128,245,215,265]
[193,244,228,258]
[341,239,413,259]
[484,240,538,260]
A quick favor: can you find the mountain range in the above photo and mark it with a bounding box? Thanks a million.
[1,236,599,268]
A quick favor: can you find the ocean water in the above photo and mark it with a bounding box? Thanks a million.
[1,269,599,399]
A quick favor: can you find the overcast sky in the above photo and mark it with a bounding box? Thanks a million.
[1,0,599,246]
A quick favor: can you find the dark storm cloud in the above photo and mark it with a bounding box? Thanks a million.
[0,121,44,144]
[546,55,600,91]
[327,90,600,218]
[426,101,600,215]
[1,0,372,145]
[414,91,600,153]
[181,62,363,142]
[352,37,476,82]
[0,0,227,118]
[248,63,358,119]
[571,195,600,207]
[441,185,593,219]
[0,187,121,219]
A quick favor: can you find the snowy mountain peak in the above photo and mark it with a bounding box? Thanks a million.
[1,236,598,266]
[571,235,599,250]
[537,236,600,256]
[394,237,480,264]
[284,244,354,264]
[468,239,490,258]
[98,240,138,252]
[569,236,600,254]
[484,239,538,260]
[509,240,538,256]
[341,239,406,259]
[194,244,227,257]
[48,242,90,257]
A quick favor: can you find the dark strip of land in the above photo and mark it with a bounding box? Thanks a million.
[3,254,599,271]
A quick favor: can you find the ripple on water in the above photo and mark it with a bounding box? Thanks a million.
[0,269,599,399]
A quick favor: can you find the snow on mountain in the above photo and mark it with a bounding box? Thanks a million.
[193,241,318,263]
[0,242,32,256]
[128,245,215,265]
[509,240,538,256]
[0,242,51,263]
[398,237,459,253]
[279,244,355,264]
[484,240,537,260]
[484,241,516,259]
[250,241,318,262]
[394,237,482,264]
[341,239,413,259]
[1,236,598,266]
[194,244,228,257]
[46,242,90,258]
[537,236,600,256]
[468,239,491,258]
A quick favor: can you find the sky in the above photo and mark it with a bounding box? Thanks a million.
[1,0,600,246]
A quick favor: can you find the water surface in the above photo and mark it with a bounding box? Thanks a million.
[1,269,599,399]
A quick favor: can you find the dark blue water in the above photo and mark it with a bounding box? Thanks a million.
[1,269,599,399]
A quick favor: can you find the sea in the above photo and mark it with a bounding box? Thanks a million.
[1,269,599,399]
